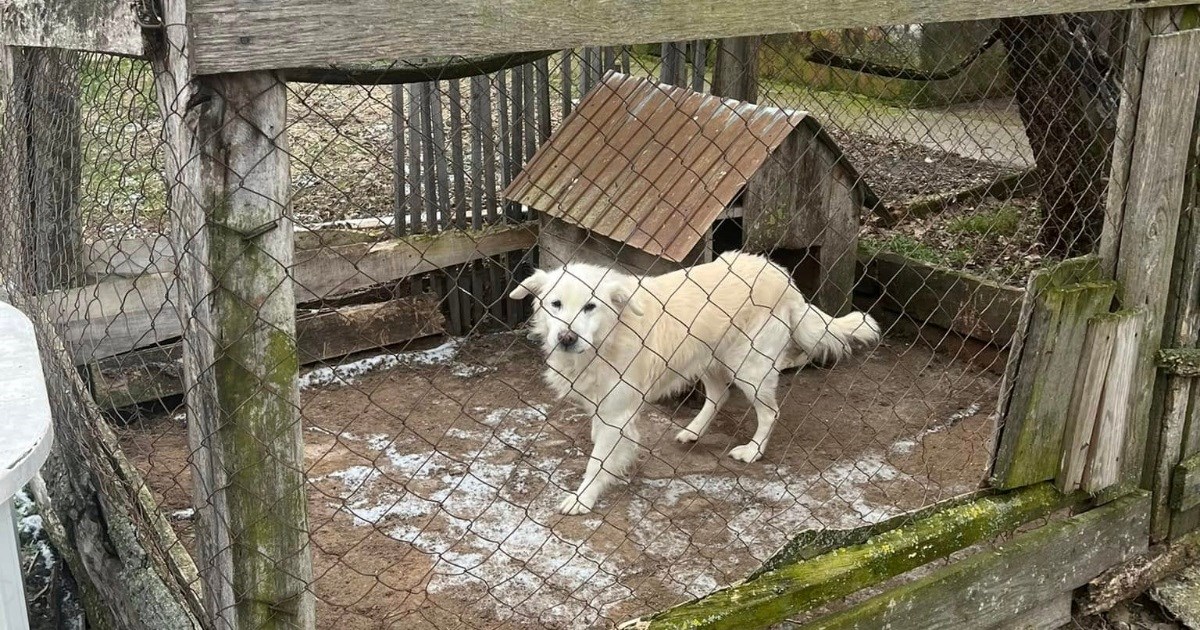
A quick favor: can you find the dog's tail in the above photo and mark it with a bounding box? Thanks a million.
[787,296,881,364]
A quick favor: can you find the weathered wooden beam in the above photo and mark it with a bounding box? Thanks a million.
[858,249,1024,347]
[45,223,536,364]
[1077,530,1200,616]
[90,295,447,409]
[1172,454,1200,512]
[177,67,315,628]
[186,0,1200,75]
[798,492,1150,630]
[621,483,1081,630]
[1113,29,1200,499]
[1058,310,1144,494]
[711,36,759,102]
[991,279,1117,489]
[0,0,144,56]
[1160,349,1200,377]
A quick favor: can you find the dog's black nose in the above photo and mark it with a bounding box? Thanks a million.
[557,330,579,348]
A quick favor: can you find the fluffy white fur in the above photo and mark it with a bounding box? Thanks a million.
[509,251,881,514]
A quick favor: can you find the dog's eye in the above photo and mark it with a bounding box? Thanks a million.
[550,300,562,309]
[583,303,596,313]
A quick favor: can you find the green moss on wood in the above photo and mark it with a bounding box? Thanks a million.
[633,484,1081,630]
[1159,348,1200,377]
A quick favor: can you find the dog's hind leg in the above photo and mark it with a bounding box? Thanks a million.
[729,359,780,463]
[560,403,641,515]
[675,370,731,443]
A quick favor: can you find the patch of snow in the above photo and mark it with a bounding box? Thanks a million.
[298,339,463,389]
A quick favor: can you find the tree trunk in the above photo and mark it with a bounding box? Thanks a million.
[999,14,1119,259]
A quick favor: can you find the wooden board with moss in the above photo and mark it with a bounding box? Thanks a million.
[797,491,1150,630]
[990,279,1117,489]
[0,0,144,56]
[619,483,1082,630]
[857,247,1024,346]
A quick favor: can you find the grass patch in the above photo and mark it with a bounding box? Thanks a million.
[946,204,1022,237]
[862,234,971,269]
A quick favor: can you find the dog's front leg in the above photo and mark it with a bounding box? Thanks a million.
[559,404,640,515]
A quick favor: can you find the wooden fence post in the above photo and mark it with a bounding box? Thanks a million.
[712,36,760,102]
[150,7,314,623]
[1103,18,1200,539]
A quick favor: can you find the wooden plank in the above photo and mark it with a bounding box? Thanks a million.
[392,85,406,236]
[561,50,573,117]
[1078,529,1200,616]
[1114,30,1200,494]
[1172,454,1200,512]
[987,592,1071,630]
[1161,349,1200,376]
[625,484,1081,630]
[860,250,1024,348]
[448,79,467,229]
[797,492,1150,630]
[430,83,452,230]
[1151,562,1200,628]
[536,56,552,144]
[0,0,143,56]
[660,41,686,87]
[49,224,537,363]
[1082,311,1144,494]
[689,39,707,92]
[405,83,423,234]
[91,295,446,408]
[186,0,1200,75]
[1058,316,1120,493]
[469,75,486,231]
[182,70,314,628]
[990,280,1117,489]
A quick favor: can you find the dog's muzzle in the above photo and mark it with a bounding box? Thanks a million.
[556,330,580,350]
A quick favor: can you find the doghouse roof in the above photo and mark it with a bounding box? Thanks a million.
[503,71,875,263]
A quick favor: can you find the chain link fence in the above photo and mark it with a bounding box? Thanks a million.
[0,9,1147,628]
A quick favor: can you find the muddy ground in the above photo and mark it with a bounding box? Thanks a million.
[116,326,1001,629]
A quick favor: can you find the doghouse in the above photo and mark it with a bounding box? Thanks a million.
[504,71,878,315]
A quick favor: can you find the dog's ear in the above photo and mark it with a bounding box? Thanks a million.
[607,278,645,317]
[509,269,550,300]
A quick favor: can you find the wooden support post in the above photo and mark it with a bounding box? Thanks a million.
[152,8,314,622]
[711,36,759,102]
[191,71,314,629]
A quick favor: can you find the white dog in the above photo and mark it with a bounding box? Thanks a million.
[509,251,880,514]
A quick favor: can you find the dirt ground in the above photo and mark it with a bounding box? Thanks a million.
[115,323,1001,629]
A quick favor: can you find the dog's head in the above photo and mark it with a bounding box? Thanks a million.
[509,263,644,356]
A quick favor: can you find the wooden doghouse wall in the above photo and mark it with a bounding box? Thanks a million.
[742,126,861,315]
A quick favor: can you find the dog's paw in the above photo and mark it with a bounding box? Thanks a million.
[729,443,764,463]
[557,493,593,515]
[675,428,700,443]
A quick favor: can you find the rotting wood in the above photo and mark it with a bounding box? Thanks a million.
[181,70,315,628]
[1058,310,1143,494]
[620,483,1081,630]
[1077,530,1200,616]
[185,0,1200,75]
[1160,349,1200,377]
[46,223,536,364]
[1082,311,1144,494]
[0,0,144,57]
[991,279,1117,489]
[90,295,446,409]
[858,248,1024,347]
[797,492,1150,630]
[1172,454,1200,512]
[1114,29,1200,494]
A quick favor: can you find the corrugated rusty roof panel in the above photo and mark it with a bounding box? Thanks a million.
[504,71,833,263]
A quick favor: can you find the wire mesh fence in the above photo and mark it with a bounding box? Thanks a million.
[0,8,1148,628]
